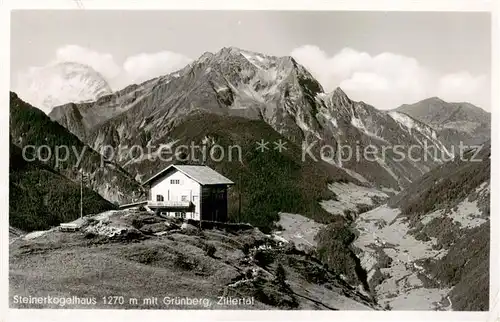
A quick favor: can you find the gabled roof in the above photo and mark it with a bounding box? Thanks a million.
[142,164,234,186]
[119,200,148,209]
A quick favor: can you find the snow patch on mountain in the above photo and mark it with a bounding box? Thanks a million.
[375,158,399,182]
[350,113,366,131]
[389,111,451,156]
[215,85,229,93]
[240,50,268,69]
[223,63,288,109]
[442,120,482,134]
[334,106,389,143]
[341,168,370,184]
[295,114,321,140]
[380,187,400,195]
[420,182,489,229]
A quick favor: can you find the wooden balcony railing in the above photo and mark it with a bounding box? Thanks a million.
[147,200,192,208]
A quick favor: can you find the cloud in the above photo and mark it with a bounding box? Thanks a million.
[291,45,490,110]
[123,51,192,84]
[53,45,193,88]
[340,72,390,92]
[437,71,488,105]
[14,45,193,112]
[55,45,122,80]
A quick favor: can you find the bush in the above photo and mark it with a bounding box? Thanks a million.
[174,253,196,270]
[315,219,369,287]
[241,243,251,256]
[253,249,274,268]
[203,243,217,258]
[275,263,287,286]
[84,231,97,239]
[252,276,299,309]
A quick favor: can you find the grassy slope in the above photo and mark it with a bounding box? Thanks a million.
[10,143,116,232]
[9,211,376,310]
[389,144,490,311]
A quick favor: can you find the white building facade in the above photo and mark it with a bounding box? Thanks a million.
[143,165,234,221]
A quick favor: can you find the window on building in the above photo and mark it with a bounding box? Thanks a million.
[170,179,180,184]
[181,195,188,201]
[175,212,186,219]
[156,195,164,201]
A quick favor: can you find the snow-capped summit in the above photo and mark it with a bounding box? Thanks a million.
[15,61,113,114]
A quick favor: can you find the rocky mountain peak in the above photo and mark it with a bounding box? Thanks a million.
[419,96,447,105]
[219,46,244,54]
[395,96,491,148]
[197,51,215,63]
[320,86,352,110]
[332,87,350,102]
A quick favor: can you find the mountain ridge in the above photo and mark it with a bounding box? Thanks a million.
[48,47,457,191]
[395,97,490,149]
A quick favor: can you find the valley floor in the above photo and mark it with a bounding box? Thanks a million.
[312,180,489,311]
[352,205,452,310]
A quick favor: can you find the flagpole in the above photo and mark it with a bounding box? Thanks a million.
[80,172,83,219]
[238,172,242,222]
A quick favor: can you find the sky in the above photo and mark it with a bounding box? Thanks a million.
[10,10,492,111]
